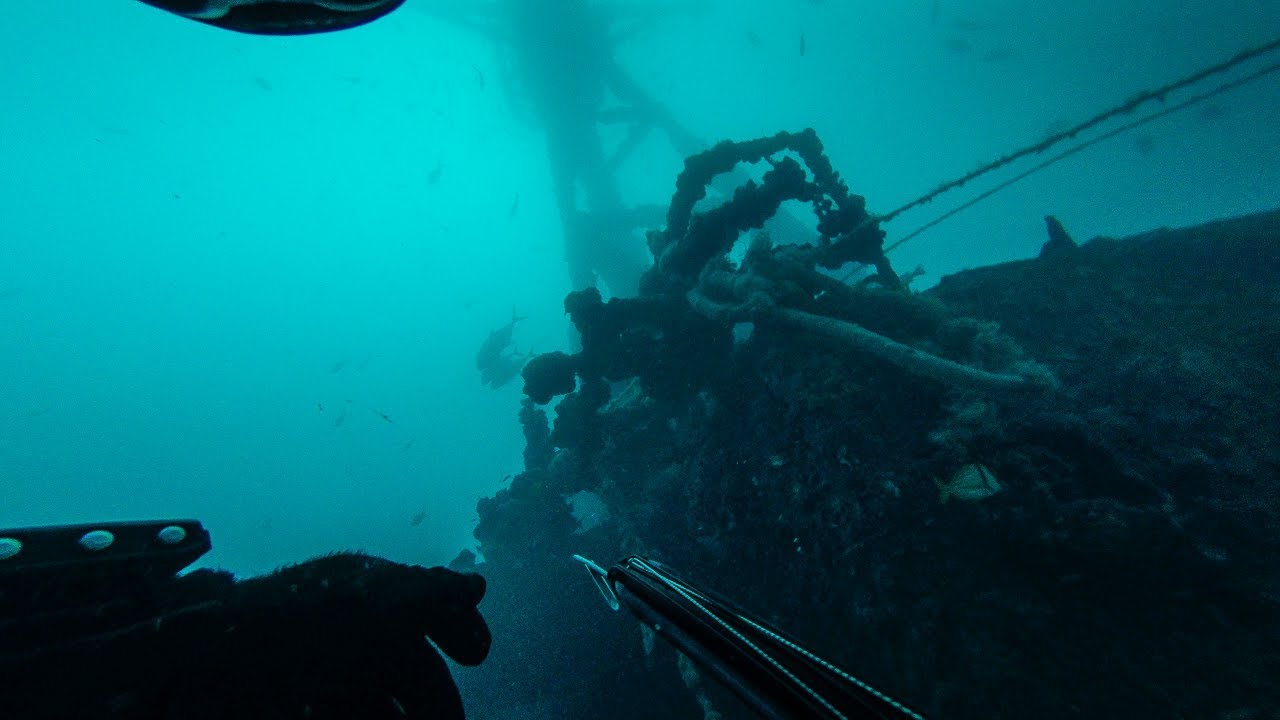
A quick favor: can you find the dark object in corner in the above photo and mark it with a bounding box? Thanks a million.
[1040,215,1078,258]
[0,519,489,719]
[134,0,407,35]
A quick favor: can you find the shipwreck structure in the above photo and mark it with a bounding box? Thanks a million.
[451,127,1280,720]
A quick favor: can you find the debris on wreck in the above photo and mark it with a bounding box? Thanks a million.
[523,129,1055,413]
[462,129,1280,720]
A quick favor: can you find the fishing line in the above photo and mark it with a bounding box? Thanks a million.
[884,59,1280,254]
[873,35,1280,227]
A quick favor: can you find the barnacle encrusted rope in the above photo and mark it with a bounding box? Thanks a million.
[524,129,1059,407]
[768,308,1052,393]
[876,35,1280,226]
[654,129,897,288]
[686,282,1053,394]
[662,137,1057,394]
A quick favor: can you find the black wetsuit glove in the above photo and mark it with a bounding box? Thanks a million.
[1,552,490,720]
[163,553,491,719]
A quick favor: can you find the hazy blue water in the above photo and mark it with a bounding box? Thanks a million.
[2,0,1278,577]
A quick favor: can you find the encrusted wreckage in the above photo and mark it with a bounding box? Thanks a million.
[456,130,1280,720]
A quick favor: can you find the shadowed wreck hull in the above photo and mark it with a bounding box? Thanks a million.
[451,130,1280,720]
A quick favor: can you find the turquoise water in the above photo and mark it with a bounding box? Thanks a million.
[2,0,1278,581]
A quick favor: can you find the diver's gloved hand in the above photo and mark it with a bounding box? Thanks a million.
[134,0,407,35]
[163,553,490,719]
[0,551,490,720]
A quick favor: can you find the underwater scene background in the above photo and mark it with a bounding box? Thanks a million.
[2,1,1280,718]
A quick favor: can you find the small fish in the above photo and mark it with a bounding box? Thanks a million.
[316,402,325,413]
[333,411,347,428]
[944,35,971,54]
[979,47,1018,63]
[799,33,806,56]
[476,309,528,371]
[476,308,529,386]
[950,17,992,33]
[936,464,1003,503]
[471,64,487,89]
[508,193,520,218]
[427,163,443,185]
[374,410,394,423]
[254,76,273,91]
[479,349,530,389]
[745,30,763,48]
[409,509,428,527]
[400,439,415,452]
[329,358,349,374]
